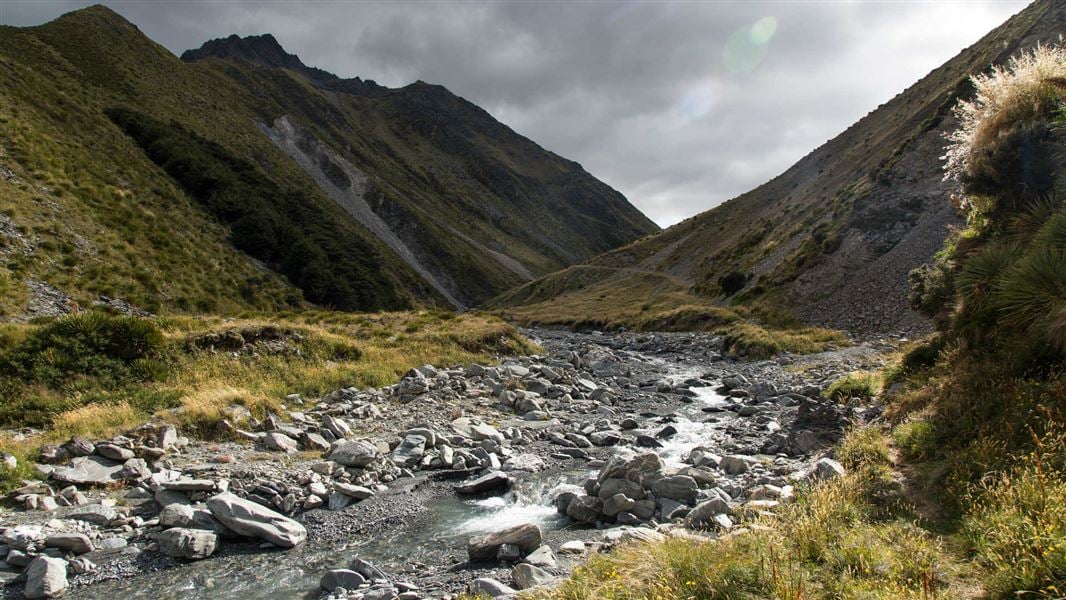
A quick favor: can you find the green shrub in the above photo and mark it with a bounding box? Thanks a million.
[105,107,411,312]
[1,312,166,390]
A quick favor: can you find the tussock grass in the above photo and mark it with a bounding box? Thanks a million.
[944,44,1066,202]
[719,322,847,360]
[824,371,883,402]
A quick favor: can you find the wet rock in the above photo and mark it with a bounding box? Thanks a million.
[635,434,663,448]
[24,556,67,599]
[206,492,307,548]
[456,471,512,495]
[467,523,543,562]
[156,528,217,560]
[320,568,365,590]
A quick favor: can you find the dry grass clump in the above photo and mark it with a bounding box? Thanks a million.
[943,45,1065,203]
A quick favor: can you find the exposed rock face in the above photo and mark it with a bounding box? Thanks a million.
[206,493,307,548]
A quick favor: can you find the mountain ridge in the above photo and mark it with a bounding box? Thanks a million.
[0,4,656,317]
[490,0,1062,334]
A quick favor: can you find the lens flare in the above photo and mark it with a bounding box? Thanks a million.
[677,83,716,121]
[723,15,779,74]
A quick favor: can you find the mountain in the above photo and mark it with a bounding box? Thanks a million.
[0,5,656,318]
[489,0,1064,334]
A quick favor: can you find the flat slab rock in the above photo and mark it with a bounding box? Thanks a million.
[50,456,123,486]
[206,492,307,548]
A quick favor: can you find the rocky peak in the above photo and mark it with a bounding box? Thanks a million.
[181,33,337,84]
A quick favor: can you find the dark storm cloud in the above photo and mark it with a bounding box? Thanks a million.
[1,0,1029,226]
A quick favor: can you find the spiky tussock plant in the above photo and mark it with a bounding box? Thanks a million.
[943,45,1066,207]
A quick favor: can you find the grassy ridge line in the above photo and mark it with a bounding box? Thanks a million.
[0,309,536,490]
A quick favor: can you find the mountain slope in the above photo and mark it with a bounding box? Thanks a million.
[0,5,655,317]
[490,0,1063,334]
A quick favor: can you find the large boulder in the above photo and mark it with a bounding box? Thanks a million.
[158,503,227,534]
[44,533,93,554]
[652,475,699,505]
[206,492,307,548]
[24,557,67,599]
[327,440,379,467]
[156,528,217,560]
[391,434,426,467]
[468,523,543,562]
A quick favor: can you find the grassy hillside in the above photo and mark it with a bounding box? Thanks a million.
[491,0,1063,334]
[0,6,442,316]
[540,44,1066,600]
[0,5,655,318]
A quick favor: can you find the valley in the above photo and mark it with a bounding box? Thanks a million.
[1,1,1064,599]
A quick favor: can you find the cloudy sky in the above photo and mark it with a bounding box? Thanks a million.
[1,1,1029,226]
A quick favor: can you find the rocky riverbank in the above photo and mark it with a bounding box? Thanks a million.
[0,329,892,599]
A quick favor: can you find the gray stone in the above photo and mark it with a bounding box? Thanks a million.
[468,578,517,598]
[65,504,117,525]
[391,435,426,466]
[24,557,67,599]
[300,432,330,452]
[565,495,602,524]
[327,440,379,467]
[522,545,557,568]
[468,523,543,562]
[334,483,374,500]
[652,475,699,504]
[684,498,733,530]
[320,568,365,590]
[44,533,93,554]
[264,432,298,453]
[156,528,217,560]
[597,478,644,501]
[158,504,225,534]
[206,492,307,548]
[719,455,756,475]
[512,563,554,589]
[602,493,635,517]
[808,458,846,482]
[96,443,134,461]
